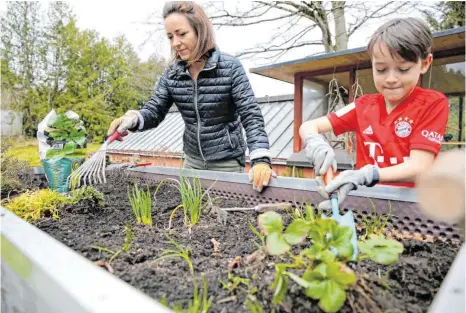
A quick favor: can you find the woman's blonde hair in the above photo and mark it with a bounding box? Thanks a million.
[163,1,216,65]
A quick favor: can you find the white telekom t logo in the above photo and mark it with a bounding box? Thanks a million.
[364,141,383,167]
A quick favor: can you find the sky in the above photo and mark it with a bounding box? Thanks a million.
[1,1,432,97]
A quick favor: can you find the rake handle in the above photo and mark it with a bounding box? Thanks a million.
[108,130,126,143]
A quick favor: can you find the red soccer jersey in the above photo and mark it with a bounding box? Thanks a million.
[327,86,449,188]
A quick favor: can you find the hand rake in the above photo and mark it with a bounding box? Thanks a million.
[66,130,124,189]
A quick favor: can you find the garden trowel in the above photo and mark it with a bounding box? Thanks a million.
[324,167,358,261]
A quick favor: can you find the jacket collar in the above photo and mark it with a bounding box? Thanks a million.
[168,47,220,79]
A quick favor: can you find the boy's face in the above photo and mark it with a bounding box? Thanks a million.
[371,43,432,106]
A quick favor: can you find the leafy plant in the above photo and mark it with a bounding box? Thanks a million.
[155,172,215,228]
[3,189,69,220]
[122,224,134,252]
[91,224,134,264]
[128,183,152,227]
[286,262,356,313]
[257,211,366,313]
[358,234,404,265]
[359,199,392,239]
[69,186,104,208]
[154,235,194,274]
[288,202,320,222]
[1,140,34,196]
[44,113,87,159]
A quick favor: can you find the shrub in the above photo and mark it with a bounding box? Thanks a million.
[1,140,34,197]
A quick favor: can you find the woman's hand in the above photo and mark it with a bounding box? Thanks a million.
[249,163,276,192]
[107,110,140,137]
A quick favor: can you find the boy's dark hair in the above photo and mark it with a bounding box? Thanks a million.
[367,18,433,62]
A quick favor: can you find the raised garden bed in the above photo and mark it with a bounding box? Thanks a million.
[25,168,462,313]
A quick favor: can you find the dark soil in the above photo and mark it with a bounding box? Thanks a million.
[34,170,461,313]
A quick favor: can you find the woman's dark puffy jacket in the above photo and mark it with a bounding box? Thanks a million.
[137,48,271,164]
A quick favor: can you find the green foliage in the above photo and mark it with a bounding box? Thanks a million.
[1,140,34,196]
[288,202,320,222]
[128,184,152,227]
[245,297,264,313]
[154,235,194,274]
[1,2,164,141]
[220,273,257,296]
[123,224,134,252]
[358,199,392,240]
[423,2,464,31]
[3,189,69,220]
[249,221,266,250]
[358,234,404,265]
[69,186,104,208]
[156,173,215,228]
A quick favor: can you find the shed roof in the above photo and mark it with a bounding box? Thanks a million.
[250,27,466,84]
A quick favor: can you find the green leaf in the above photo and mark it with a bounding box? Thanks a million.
[318,250,337,263]
[319,280,347,313]
[330,225,355,260]
[285,271,312,288]
[283,219,311,245]
[62,142,76,155]
[272,275,288,305]
[314,262,328,278]
[358,234,404,265]
[327,262,356,287]
[266,232,290,255]
[258,211,283,235]
[305,280,327,300]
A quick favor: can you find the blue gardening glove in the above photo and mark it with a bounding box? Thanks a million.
[304,134,337,175]
[317,165,380,210]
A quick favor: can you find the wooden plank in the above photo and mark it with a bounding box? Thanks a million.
[294,74,304,152]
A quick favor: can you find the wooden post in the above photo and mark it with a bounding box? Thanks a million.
[349,68,356,103]
[294,73,304,152]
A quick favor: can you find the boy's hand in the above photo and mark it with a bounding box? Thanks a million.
[107,110,140,136]
[304,134,337,175]
[317,165,380,210]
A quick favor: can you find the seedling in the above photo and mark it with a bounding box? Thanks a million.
[358,234,404,265]
[220,273,257,296]
[155,172,216,228]
[249,221,265,250]
[122,224,134,252]
[69,186,105,208]
[153,235,194,274]
[162,275,212,313]
[128,184,152,227]
[359,199,392,239]
[245,297,264,313]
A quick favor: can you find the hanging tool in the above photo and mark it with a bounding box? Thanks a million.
[221,202,293,213]
[324,167,358,261]
[67,130,126,188]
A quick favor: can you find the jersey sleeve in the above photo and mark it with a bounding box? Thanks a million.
[326,99,359,136]
[410,95,449,155]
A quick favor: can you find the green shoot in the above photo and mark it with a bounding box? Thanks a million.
[153,235,194,274]
[123,224,134,252]
[249,221,266,250]
[155,172,216,228]
[188,275,213,313]
[91,245,121,263]
[220,273,256,295]
[359,199,392,239]
[128,184,152,227]
[245,297,264,313]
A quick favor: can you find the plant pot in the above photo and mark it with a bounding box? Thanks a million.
[41,158,84,193]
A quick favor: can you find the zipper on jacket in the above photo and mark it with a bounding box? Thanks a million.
[188,65,215,169]
[226,129,234,148]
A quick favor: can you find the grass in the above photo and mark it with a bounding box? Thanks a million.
[156,172,216,229]
[153,235,194,274]
[161,275,213,313]
[359,199,392,240]
[128,184,152,227]
[6,137,101,167]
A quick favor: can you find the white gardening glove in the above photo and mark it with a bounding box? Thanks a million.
[107,110,140,137]
[317,165,380,210]
[304,134,337,175]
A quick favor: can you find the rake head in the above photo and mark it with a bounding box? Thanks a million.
[67,144,109,189]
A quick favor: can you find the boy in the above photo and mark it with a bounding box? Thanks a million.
[300,18,449,209]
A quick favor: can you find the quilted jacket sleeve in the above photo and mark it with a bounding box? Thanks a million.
[230,58,271,161]
[137,69,173,131]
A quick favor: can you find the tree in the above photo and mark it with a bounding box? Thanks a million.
[205,1,415,61]
[423,1,465,31]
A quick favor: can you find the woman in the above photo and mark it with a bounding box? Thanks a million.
[107,1,273,192]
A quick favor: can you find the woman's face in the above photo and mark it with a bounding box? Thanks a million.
[165,13,198,61]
